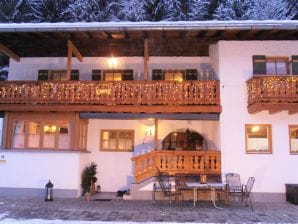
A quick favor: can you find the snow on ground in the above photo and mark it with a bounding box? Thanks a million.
[0,219,203,224]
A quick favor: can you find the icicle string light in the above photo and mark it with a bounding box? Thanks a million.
[0,80,220,106]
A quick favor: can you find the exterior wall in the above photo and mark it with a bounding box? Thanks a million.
[8,57,211,81]
[218,41,298,196]
[87,119,220,192]
[0,118,2,147]
[0,150,85,197]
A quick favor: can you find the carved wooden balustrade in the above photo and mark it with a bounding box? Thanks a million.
[247,75,298,114]
[0,80,220,112]
[132,150,221,182]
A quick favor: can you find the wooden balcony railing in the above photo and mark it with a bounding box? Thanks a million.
[247,75,298,114]
[0,80,221,113]
[132,150,221,182]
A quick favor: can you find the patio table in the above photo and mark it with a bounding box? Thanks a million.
[186,182,226,209]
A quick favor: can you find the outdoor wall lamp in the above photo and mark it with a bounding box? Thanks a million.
[145,124,155,136]
[44,125,57,133]
[108,56,118,69]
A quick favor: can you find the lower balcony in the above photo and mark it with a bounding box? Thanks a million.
[247,75,298,114]
[0,80,221,113]
[132,150,221,183]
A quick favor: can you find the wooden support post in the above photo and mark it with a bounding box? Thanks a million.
[0,42,20,62]
[154,118,158,150]
[66,40,84,80]
[144,39,149,80]
[66,41,72,80]
[67,40,83,62]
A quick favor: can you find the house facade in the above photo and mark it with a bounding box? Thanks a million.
[0,22,297,201]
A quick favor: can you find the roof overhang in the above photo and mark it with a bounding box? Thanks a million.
[0,21,297,57]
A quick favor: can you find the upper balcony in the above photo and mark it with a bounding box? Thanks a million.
[247,75,298,114]
[0,80,221,113]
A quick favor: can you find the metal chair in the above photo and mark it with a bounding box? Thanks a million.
[153,173,183,206]
[242,177,255,211]
[226,173,243,208]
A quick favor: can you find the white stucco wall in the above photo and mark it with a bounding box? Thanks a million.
[87,119,220,192]
[8,57,211,80]
[218,41,298,193]
[0,118,3,147]
[0,151,82,191]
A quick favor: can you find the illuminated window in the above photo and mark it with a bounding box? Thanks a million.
[245,124,272,154]
[5,113,87,151]
[103,70,133,81]
[101,129,134,151]
[164,71,184,82]
[289,125,298,154]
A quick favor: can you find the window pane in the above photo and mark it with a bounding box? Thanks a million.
[43,124,57,148]
[109,140,116,149]
[113,73,122,81]
[174,72,184,82]
[58,123,70,149]
[289,126,298,154]
[276,61,287,74]
[164,72,174,80]
[104,73,114,81]
[28,122,40,148]
[101,130,133,151]
[246,124,272,153]
[13,120,25,148]
[266,62,276,74]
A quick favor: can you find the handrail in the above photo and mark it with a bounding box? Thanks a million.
[132,150,221,182]
[0,80,220,106]
[247,75,298,105]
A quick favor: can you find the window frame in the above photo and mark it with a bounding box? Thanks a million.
[103,70,134,81]
[3,112,88,152]
[266,57,289,75]
[12,120,72,150]
[100,129,134,152]
[245,124,272,154]
[253,55,290,75]
[289,125,298,155]
[38,70,79,81]
[151,69,199,81]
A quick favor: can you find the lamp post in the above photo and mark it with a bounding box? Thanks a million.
[45,180,54,201]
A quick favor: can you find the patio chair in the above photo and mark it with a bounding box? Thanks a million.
[226,173,243,207]
[242,177,255,211]
[153,172,183,206]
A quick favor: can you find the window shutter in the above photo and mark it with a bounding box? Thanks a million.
[70,70,79,80]
[38,70,49,80]
[92,70,101,80]
[291,55,298,75]
[185,69,198,80]
[152,69,163,80]
[253,55,266,75]
[122,70,134,80]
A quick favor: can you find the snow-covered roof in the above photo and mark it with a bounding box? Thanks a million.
[0,20,298,32]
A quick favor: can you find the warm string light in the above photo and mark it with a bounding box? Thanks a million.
[247,76,298,104]
[0,80,231,106]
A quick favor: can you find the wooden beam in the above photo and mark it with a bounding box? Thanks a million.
[0,104,222,113]
[248,103,298,114]
[67,40,83,62]
[66,41,72,80]
[0,42,20,62]
[154,118,158,150]
[144,39,149,80]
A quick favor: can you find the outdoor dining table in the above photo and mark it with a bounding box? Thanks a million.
[186,182,226,209]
